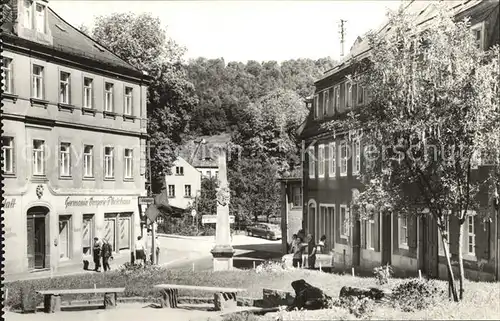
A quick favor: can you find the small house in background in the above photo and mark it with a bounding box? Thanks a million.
[278,169,303,254]
[164,155,201,212]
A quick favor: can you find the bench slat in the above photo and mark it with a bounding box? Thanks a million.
[37,288,126,295]
[154,284,246,293]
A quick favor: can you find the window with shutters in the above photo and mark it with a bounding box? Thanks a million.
[471,22,485,51]
[366,219,374,250]
[334,85,340,113]
[466,214,476,256]
[329,142,336,178]
[318,144,325,178]
[323,90,329,116]
[308,146,316,179]
[399,216,409,249]
[340,141,348,177]
[345,82,353,109]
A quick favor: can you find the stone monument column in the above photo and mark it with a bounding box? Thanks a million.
[211,143,235,271]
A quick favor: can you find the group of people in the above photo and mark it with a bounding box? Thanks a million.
[289,230,327,269]
[90,233,161,272]
[91,237,113,272]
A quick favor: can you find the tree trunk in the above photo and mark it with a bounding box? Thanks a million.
[439,227,459,302]
[458,222,465,301]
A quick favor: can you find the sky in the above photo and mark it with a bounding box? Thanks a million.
[49,0,404,63]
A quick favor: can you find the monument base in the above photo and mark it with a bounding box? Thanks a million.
[211,245,235,271]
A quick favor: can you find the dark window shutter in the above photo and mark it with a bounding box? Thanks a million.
[408,216,418,248]
[362,220,367,249]
[449,215,459,256]
[373,212,380,252]
[393,213,398,254]
[475,217,490,260]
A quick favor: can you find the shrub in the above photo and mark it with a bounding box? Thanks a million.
[330,296,375,319]
[391,278,446,312]
[255,261,287,274]
[373,264,393,286]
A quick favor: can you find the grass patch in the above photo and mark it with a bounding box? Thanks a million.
[5,265,500,320]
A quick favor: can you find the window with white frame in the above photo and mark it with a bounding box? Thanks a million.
[104,83,114,112]
[124,148,133,179]
[83,145,93,177]
[2,58,13,94]
[357,85,365,105]
[175,166,184,175]
[399,216,408,248]
[59,72,70,104]
[329,142,336,178]
[23,0,33,29]
[314,94,319,119]
[2,137,14,174]
[83,77,93,108]
[438,214,450,256]
[340,141,348,176]
[168,185,175,197]
[308,146,316,178]
[32,65,44,99]
[366,219,374,249]
[318,144,325,178]
[467,215,475,255]
[32,140,45,175]
[35,2,46,33]
[104,147,114,178]
[345,82,352,109]
[471,22,485,51]
[353,138,361,175]
[60,143,71,177]
[334,86,340,112]
[124,87,133,115]
[184,184,192,197]
[323,90,329,116]
[340,205,349,238]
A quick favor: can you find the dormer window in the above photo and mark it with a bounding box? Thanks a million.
[23,0,33,29]
[23,0,47,34]
[35,3,46,33]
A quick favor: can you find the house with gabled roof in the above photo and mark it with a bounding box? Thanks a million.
[299,0,499,281]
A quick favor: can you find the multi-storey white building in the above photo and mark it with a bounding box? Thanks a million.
[1,0,150,274]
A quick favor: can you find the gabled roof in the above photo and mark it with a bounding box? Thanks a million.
[1,1,146,79]
[177,133,232,168]
[317,0,485,84]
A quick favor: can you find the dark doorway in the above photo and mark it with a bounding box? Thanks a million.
[421,216,439,278]
[352,220,361,266]
[381,213,392,266]
[27,207,49,270]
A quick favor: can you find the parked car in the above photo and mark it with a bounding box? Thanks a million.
[267,215,281,225]
[246,223,282,240]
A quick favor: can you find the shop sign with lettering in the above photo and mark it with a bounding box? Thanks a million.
[3,198,17,209]
[65,196,132,208]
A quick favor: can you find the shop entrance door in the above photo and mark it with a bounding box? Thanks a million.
[27,207,49,270]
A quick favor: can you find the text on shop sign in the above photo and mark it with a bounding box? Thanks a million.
[65,196,132,208]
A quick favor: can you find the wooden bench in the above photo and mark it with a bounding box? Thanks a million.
[36,288,126,313]
[154,284,246,311]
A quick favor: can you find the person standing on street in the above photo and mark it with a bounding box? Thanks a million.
[155,236,161,265]
[292,236,305,268]
[307,234,317,269]
[135,236,146,266]
[101,239,113,272]
[93,237,102,272]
